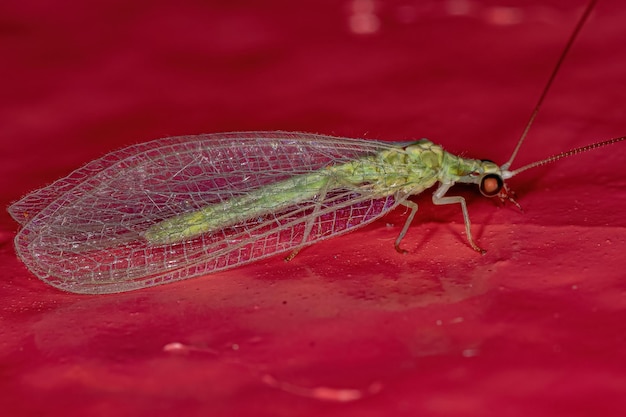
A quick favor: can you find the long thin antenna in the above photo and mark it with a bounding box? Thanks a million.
[510,136,625,176]
[501,0,598,170]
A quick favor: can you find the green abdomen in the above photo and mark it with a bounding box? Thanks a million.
[144,142,442,244]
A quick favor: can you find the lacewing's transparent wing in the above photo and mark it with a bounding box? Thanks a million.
[8,135,202,226]
[10,132,406,294]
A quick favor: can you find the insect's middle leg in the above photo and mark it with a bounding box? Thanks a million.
[432,182,486,254]
[395,198,418,254]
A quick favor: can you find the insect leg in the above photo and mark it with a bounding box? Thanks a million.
[394,197,418,254]
[284,176,332,262]
[432,183,486,254]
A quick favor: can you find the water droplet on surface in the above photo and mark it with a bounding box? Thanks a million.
[462,348,479,358]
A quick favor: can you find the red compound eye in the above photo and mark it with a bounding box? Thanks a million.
[480,174,503,197]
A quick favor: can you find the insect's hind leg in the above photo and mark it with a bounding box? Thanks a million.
[432,182,486,254]
[284,176,332,262]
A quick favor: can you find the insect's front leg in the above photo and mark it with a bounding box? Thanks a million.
[432,183,486,254]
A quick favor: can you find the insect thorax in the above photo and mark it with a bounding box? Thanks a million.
[403,140,490,186]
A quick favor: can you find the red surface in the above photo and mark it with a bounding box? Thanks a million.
[2,0,626,415]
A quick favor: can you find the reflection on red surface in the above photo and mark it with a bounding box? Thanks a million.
[1,0,626,415]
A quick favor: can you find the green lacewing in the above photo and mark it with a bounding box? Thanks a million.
[7,0,623,294]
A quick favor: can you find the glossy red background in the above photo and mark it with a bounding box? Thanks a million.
[1,0,626,415]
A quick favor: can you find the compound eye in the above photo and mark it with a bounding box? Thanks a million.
[480,173,503,197]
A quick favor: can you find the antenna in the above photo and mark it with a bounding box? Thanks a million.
[510,136,626,176]
[501,0,598,170]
